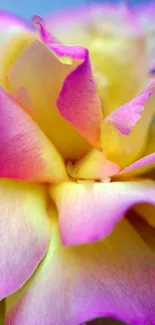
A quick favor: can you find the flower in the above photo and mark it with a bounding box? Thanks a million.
[0,4,155,325]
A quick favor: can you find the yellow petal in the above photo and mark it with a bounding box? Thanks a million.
[0,32,36,88]
[90,35,147,114]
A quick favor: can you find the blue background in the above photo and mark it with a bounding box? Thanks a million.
[0,0,148,20]
[0,0,87,19]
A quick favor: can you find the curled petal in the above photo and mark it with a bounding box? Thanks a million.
[104,91,152,135]
[33,15,88,60]
[0,179,51,299]
[33,16,102,147]
[102,83,155,168]
[6,217,155,325]
[32,15,60,45]
[50,179,155,245]
[0,88,67,182]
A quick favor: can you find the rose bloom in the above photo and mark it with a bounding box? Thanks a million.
[0,2,155,325]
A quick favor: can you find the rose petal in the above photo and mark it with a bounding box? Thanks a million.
[57,48,102,147]
[32,15,60,45]
[0,88,67,182]
[33,15,88,61]
[32,17,102,148]
[6,216,155,325]
[7,39,91,160]
[90,35,147,115]
[0,12,34,87]
[118,152,155,178]
[33,17,102,147]
[13,87,35,118]
[0,178,51,299]
[102,83,155,168]
[116,122,155,178]
[50,179,155,245]
[104,91,152,135]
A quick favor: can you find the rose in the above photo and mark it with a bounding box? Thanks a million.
[0,5,154,325]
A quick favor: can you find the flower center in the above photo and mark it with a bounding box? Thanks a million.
[66,149,120,182]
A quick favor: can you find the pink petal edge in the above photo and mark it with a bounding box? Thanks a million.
[119,152,155,175]
[104,91,153,135]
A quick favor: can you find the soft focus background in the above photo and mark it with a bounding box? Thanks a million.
[0,0,149,19]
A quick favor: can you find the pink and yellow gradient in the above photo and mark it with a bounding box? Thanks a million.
[0,4,155,325]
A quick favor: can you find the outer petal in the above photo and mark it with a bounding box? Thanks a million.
[50,179,155,245]
[0,88,67,182]
[5,38,96,159]
[0,179,51,299]
[6,216,155,325]
[33,16,102,147]
[102,83,155,168]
